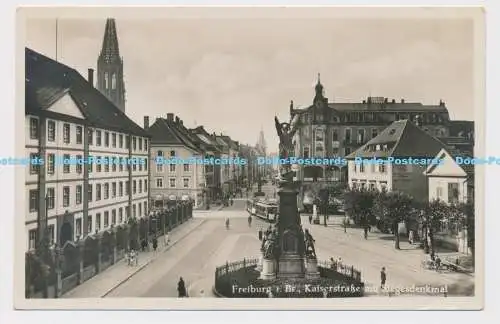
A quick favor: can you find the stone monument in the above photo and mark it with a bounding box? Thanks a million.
[259,114,319,280]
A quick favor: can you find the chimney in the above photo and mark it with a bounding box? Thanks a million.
[88,68,94,87]
[180,120,183,126]
[175,116,180,124]
[391,99,395,104]
[439,100,445,106]
[401,99,405,104]
[166,113,174,122]
[384,98,388,104]
[143,116,150,130]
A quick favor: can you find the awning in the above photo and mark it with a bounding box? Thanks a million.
[181,195,190,201]
[168,195,177,200]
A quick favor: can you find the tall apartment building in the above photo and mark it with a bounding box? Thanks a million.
[25,48,150,251]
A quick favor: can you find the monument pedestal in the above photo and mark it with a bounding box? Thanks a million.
[256,254,263,271]
[260,259,277,280]
[305,257,320,280]
[277,254,305,279]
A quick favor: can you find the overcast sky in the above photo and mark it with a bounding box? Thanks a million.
[25,14,475,153]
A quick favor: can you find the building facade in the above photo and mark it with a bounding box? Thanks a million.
[25,48,150,252]
[148,114,205,208]
[424,148,472,204]
[291,75,452,185]
[346,119,447,203]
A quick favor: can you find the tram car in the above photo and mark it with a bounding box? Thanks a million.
[247,198,278,223]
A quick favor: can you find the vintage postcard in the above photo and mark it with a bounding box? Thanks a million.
[15,6,484,310]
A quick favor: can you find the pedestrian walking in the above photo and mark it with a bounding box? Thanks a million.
[409,230,414,245]
[364,226,368,240]
[177,277,187,297]
[258,228,263,241]
[141,238,147,252]
[308,214,313,224]
[164,231,170,246]
[380,267,387,289]
[152,236,158,252]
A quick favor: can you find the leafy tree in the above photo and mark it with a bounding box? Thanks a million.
[422,199,450,254]
[373,191,414,249]
[343,188,377,226]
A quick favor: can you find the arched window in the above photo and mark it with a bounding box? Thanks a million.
[104,72,109,89]
[111,73,117,89]
[157,150,163,157]
[170,150,176,157]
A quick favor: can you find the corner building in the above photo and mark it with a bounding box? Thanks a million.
[25,48,150,251]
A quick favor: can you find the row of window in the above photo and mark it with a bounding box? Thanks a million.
[299,111,447,124]
[28,179,148,212]
[156,163,190,173]
[353,163,388,174]
[29,153,148,175]
[27,201,148,250]
[156,177,191,188]
[302,127,379,144]
[29,118,148,152]
[301,146,352,158]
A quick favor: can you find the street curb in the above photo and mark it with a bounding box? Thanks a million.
[194,205,225,213]
[101,218,207,297]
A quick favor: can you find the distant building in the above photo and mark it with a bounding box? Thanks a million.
[346,119,447,202]
[25,48,149,251]
[97,18,126,113]
[189,126,223,201]
[147,114,205,208]
[291,74,452,185]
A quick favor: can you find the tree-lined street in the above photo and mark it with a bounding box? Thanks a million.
[58,186,473,298]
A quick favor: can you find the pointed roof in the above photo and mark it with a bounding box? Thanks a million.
[99,18,121,64]
[148,118,201,153]
[25,47,148,137]
[346,119,447,159]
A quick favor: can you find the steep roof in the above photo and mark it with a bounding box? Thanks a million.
[189,126,221,153]
[148,118,200,153]
[25,47,148,137]
[346,119,447,159]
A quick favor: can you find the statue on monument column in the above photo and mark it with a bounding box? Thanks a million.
[263,230,278,259]
[304,229,317,259]
[275,114,300,178]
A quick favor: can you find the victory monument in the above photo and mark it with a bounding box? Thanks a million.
[213,114,364,298]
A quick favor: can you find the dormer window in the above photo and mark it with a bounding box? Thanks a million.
[376,144,381,151]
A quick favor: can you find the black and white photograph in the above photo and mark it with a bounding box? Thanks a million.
[15,6,484,310]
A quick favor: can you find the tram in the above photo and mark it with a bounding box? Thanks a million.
[246,199,278,223]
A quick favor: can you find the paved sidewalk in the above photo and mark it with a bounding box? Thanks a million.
[193,204,225,214]
[62,218,206,298]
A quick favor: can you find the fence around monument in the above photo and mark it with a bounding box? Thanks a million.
[25,201,193,298]
[214,258,364,298]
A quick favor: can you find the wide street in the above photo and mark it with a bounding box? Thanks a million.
[99,185,474,298]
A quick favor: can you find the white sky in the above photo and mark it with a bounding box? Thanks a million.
[25,15,474,153]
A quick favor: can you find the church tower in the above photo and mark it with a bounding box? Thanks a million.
[97,18,126,113]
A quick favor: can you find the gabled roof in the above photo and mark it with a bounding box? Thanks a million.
[423,148,467,176]
[148,118,200,153]
[25,47,148,137]
[346,119,447,159]
[189,126,221,153]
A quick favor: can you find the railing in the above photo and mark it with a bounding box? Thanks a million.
[26,201,195,298]
[318,260,362,282]
[214,258,364,298]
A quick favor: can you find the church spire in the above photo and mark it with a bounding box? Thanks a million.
[97,18,126,113]
[99,18,120,63]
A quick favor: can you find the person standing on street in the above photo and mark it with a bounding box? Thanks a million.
[177,277,187,297]
[308,214,313,224]
[164,230,170,246]
[152,236,158,252]
[380,267,387,290]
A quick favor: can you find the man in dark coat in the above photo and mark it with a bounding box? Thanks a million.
[177,277,187,297]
